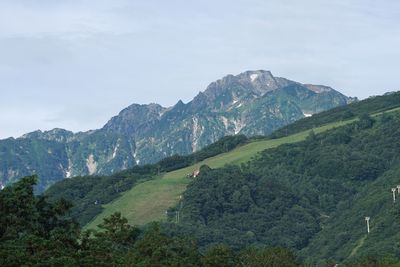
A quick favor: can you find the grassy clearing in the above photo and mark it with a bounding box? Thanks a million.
[85,107,400,229]
[85,120,351,230]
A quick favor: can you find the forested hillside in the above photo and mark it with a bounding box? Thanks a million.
[1,176,398,266]
[273,92,400,138]
[164,110,400,265]
[46,92,400,230]
[40,91,400,265]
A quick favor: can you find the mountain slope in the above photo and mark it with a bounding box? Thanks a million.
[0,70,354,191]
[84,104,400,230]
[47,93,400,230]
[164,106,400,265]
[83,120,351,230]
[45,92,400,264]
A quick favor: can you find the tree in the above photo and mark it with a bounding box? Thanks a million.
[0,175,80,266]
[128,223,199,266]
[238,247,300,267]
[357,113,374,129]
[201,245,236,267]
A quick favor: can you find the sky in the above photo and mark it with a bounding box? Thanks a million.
[0,0,399,138]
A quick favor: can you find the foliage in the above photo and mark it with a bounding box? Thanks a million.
[164,111,400,263]
[0,175,81,266]
[0,176,305,266]
[84,103,400,231]
[0,138,70,192]
[4,92,400,265]
[343,255,400,267]
[273,91,400,138]
[201,245,237,267]
[45,171,154,226]
[84,122,340,230]
[156,134,248,172]
[237,247,299,267]
[45,135,248,226]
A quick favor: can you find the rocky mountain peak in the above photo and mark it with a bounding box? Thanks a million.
[175,100,185,107]
[20,128,74,142]
[237,70,273,82]
[190,70,295,111]
[103,103,165,135]
[237,70,294,95]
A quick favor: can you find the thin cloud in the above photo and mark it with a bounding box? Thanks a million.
[0,0,399,138]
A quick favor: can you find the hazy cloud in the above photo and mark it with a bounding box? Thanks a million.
[1,0,399,138]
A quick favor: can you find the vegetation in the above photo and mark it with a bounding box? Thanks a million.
[0,176,303,266]
[48,100,400,230]
[71,92,400,230]
[161,111,400,264]
[0,137,70,192]
[2,175,399,266]
[272,91,400,138]
[83,120,349,230]
[11,91,400,265]
[155,134,248,172]
[1,71,353,191]
[46,134,249,226]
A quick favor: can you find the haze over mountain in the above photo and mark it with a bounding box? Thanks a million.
[0,70,354,190]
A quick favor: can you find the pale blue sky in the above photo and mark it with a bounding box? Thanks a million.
[1,0,399,138]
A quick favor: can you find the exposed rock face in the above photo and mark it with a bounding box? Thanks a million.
[103,103,165,136]
[0,70,355,191]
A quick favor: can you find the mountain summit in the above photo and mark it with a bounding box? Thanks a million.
[190,70,291,111]
[0,70,355,190]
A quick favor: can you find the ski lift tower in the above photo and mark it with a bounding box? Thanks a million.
[392,188,397,203]
[365,217,370,234]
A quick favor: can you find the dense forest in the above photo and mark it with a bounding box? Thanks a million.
[164,111,400,265]
[1,176,398,266]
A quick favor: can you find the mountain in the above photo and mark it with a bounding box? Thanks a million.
[46,92,400,229]
[0,70,354,191]
[44,91,400,264]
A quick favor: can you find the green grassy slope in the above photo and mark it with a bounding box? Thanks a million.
[85,101,400,230]
[42,92,398,229]
[85,120,353,229]
[85,98,400,229]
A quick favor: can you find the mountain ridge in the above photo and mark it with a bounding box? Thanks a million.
[0,70,355,190]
